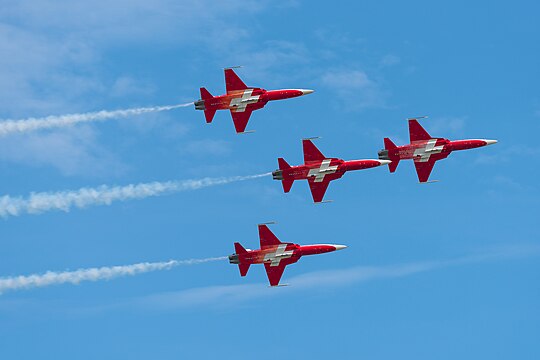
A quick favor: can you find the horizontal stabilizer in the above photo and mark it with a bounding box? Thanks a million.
[388,159,399,173]
[382,138,399,172]
[233,243,250,276]
[384,137,397,150]
[277,158,293,192]
[200,87,213,100]
[199,88,216,122]
[282,179,294,193]
[234,242,248,254]
[278,158,291,170]
[238,263,250,276]
[204,109,216,123]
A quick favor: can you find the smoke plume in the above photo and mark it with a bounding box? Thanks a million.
[0,103,193,136]
[0,173,269,218]
[0,257,227,293]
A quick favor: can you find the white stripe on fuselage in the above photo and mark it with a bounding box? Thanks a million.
[413,139,444,162]
[264,244,294,266]
[229,89,260,112]
[307,159,338,182]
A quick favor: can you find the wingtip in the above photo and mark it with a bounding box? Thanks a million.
[407,115,428,121]
[302,136,321,141]
[223,65,243,70]
[419,180,440,184]
[314,200,334,204]
[258,221,277,226]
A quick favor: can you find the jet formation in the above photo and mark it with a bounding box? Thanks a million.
[193,69,497,286]
[195,68,313,133]
[229,224,346,286]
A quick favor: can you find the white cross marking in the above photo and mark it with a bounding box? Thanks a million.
[229,89,260,112]
[263,244,294,267]
[413,139,444,162]
[307,159,338,182]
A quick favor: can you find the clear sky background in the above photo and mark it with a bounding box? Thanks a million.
[0,1,539,359]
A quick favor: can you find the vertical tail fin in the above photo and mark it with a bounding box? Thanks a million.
[200,87,216,123]
[234,242,250,276]
[277,158,294,193]
[383,138,400,173]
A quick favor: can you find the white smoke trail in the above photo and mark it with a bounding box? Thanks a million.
[0,256,227,294]
[0,173,270,218]
[0,103,193,136]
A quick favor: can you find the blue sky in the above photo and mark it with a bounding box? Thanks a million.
[0,1,539,359]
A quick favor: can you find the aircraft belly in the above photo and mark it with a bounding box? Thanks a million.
[412,140,444,162]
[229,89,260,112]
[307,159,338,182]
[263,245,294,266]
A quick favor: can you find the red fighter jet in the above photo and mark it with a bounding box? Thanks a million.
[378,118,498,183]
[229,224,347,286]
[194,68,314,133]
[272,138,391,203]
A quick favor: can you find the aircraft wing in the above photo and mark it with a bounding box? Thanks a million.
[303,139,326,164]
[264,257,299,286]
[225,69,248,93]
[307,177,331,203]
[264,262,286,286]
[259,224,282,249]
[230,109,253,133]
[409,119,432,142]
[413,158,437,183]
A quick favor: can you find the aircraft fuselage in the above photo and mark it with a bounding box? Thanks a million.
[379,138,496,162]
[273,159,388,182]
[229,243,345,266]
[196,88,311,112]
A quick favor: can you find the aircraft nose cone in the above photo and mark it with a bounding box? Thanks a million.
[299,89,314,96]
[484,139,498,146]
[378,159,392,165]
[333,245,347,251]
